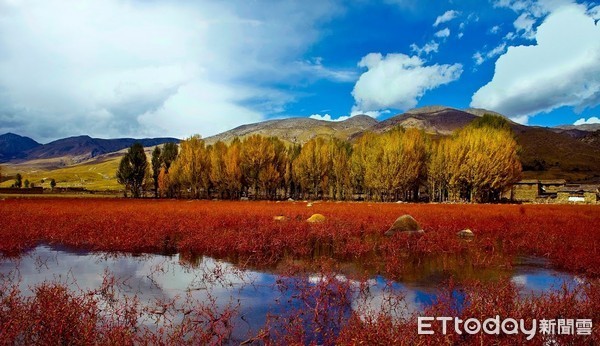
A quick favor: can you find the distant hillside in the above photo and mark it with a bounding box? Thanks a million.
[0,133,41,162]
[513,127,600,182]
[205,115,378,145]
[0,135,180,164]
[367,107,480,135]
[555,123,600,132]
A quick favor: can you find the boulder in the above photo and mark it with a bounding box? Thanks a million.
[306,203,313,207]
[287,198,295,202]
[457,229,474,239]
[306,214,326,223]
[240,197,249,201]
[273,215,288,221]
[384,215,423,236]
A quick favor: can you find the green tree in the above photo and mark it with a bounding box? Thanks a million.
[116,142,148,198]
[15,173,22,188]
[151,146,162,198]
[24,179,30,188]
[160,142,179,172]
[50,178,57,190]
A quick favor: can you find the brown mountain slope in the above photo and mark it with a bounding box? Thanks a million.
[514,127,600,182]
[368,108,480,135]
[204,114,378,145]
[555,123,600,132]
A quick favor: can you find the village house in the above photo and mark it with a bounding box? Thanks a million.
[556,184,600,203]
[506,179,540,201]
[506,179,599,203]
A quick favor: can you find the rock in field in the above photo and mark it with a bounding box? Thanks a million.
[384,215,423,236]
[457,229,474,239]
[273,215,288,221]
[306,214,326,223]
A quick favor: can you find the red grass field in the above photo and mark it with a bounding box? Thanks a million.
[1,198,599,276]
[1,198,599,344]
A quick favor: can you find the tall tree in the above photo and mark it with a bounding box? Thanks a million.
[240,135,275,199]
[209,141,228,198]
[330,138,352,200]
[285,144,302,199]
[160,142,179,172]
[14,173,22,188]
[151,146,162,198]
[350,133,375,199]
[170,135,210,198]
[293,137,332,199]
[116,142,148,198]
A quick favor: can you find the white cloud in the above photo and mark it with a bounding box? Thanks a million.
[458,32,464,39]
[490,25,502,34]
[588,5,600,18]
[350,109,390,118]
[410,41,439,56]
[295,58,357,83]
[309,113,351,122]
[352,53,462,112]
[494,0,574,39]
[514,13,537,39]
[473,43,507,65]
[0,0,343,142]
[511,115,531,125]
[574,117,600,125]
[473,52,485,66]
[433,10,459,27]
[434,28,451,38]
[471,4,600,121]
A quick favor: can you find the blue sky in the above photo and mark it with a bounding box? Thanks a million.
[0,0,599,142]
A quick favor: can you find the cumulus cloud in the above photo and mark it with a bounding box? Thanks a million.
[409,41,439,56]
[494,0,573,39]
[434,28,451,38]
[350,109,390,118]
[352,53,462,112]
[0,0,343,142]
[309,113,351,122]
[471,4,600,123]
[574,117,600,125]
[433,10,459,27]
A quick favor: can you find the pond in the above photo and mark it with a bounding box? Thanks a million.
[0,245,583,344]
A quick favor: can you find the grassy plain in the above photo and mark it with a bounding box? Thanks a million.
[1,199,598,344]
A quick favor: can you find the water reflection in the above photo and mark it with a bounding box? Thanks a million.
[0,245,582,342]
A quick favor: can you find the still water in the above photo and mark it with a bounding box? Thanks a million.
[0,245,582,343]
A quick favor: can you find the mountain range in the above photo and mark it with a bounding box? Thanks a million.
[1,107,600,185]
[0,134,179,164]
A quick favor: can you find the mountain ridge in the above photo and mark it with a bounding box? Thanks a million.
[0,134,179,163]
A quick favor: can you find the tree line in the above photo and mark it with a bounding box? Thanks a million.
[117,114,522,202]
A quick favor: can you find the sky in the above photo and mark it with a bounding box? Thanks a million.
[0,0,599,142]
